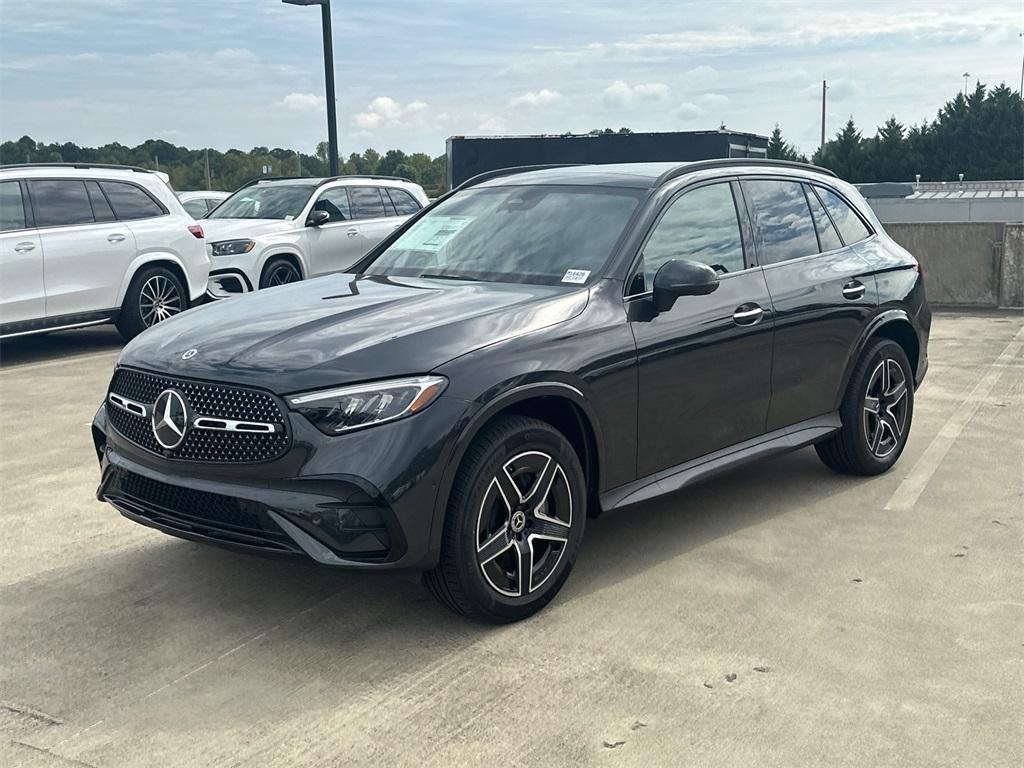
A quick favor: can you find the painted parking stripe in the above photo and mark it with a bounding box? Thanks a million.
[886,324,1024,511]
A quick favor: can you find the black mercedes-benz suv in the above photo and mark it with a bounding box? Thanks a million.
[92,160,930,622]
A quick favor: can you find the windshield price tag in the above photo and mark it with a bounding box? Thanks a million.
[561,269,590,284]
[393,215,474,253]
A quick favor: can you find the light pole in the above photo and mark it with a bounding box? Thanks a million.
[962,71,970,94]
[282,0,339,176]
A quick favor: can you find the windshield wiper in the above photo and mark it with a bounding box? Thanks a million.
[419,273,481,282]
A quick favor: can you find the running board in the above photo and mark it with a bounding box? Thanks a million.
[600,413,842,511]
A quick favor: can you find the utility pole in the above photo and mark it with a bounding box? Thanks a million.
[204,148,212,191]
[820,80,827,152]
[962,71,970,93]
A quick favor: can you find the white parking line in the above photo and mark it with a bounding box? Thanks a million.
[886,325,1024,512]
[0,350,120,375]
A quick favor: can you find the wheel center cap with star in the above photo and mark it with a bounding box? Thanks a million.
[151,389,190,450]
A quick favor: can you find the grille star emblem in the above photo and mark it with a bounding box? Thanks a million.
[151,389,190,450]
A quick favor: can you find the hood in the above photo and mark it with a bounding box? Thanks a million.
[119,274,589,393]
[200,218,296,242]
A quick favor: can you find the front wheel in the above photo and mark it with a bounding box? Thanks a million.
[259,258,302,289]
[425,416,587,623]
[816,339,914,475]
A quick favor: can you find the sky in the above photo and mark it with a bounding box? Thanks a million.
[1,0,1021,159]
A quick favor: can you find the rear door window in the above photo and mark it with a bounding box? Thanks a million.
[803,184,843,252]
[740,179,820,265]
[0,181,27,232]
[99,181,165,220]
[349,186,387,219]
[387,187,422,215]
[86,181,117,222]
[815,186,872,245]
[28,179,95,227]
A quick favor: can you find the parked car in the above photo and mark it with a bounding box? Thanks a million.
[0,163,209,340]
[200,175,428,298]
[92,159,930,622]
[177,190,230,219]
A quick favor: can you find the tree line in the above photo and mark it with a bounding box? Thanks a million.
[769,82,1022,183]
[2,82,1019,193]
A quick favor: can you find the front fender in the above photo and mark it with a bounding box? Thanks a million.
[116,253,201,306]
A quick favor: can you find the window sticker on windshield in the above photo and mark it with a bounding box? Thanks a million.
[561,269,590,284]
[394,215,474,253]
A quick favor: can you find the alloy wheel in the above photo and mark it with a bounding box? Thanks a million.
[139,275,183,327]
[862,358,908,458]
[266,263,300,287]
[475,450,573,597]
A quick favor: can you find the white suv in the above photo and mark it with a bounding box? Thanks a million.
[201,175,428,297]
[0,164,210,340]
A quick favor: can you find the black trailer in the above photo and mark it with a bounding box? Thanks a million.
[446,130,768,188]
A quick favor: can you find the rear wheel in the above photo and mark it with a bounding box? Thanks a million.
[816,339,913,475]
[259,258,302,289]
[425,416,586,623]
[116,266,186,341]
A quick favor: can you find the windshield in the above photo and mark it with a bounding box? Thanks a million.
[363,185,643,285]
[207,183,317,220]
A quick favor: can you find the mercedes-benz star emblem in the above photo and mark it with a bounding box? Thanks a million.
[152,389,190,450]
[181,348,198,360]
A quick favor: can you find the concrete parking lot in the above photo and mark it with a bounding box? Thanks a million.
[1,311,1021,767]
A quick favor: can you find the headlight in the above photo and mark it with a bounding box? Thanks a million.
[286,376,447,435]
[210,239,255,256]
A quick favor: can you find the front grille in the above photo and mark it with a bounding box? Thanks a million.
[107,367,290,463]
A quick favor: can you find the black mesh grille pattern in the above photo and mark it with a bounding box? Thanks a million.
[107,367,290,463]
[118,471,265,531]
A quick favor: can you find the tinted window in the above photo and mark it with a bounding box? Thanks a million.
[182,198,209,218]
[387,187,422,215]
[0,182,26,232]
[86,181,116,222]
[312,187,351,222]
[636,183,745,292]
[816,186,871,245]
[366,185,642,286]
[804,184,843,252]
[350,186,387,219]
[99,181,164,220]
[741,179,820,265]
[28,179,95,227]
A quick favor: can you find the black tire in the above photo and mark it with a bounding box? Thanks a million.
[115,265,187,341]
[816,339,914,475]
[425,415,587,623]
[259,257,302,289]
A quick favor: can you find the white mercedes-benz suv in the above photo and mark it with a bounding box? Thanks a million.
[201,175,428,297]
[0,163,210,340]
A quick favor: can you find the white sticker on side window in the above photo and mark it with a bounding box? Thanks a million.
[561,269,591,284]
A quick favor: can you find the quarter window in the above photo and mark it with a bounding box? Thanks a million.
[803,184,843,252]
[387,188,422,215]
[312,187,352,222]
[741,179,820,265]
[99,181,165,220]
[816,186,872,245]
[86,181,117,222]
[349,186,387,219]
[28,179,95,227]
[0,182,26,232]
[634,183,745,292]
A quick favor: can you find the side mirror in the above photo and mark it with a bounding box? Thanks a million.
[652,259,720,312]
[306,209,330,227]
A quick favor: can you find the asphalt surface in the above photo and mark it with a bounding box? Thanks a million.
[1,311,1021,767]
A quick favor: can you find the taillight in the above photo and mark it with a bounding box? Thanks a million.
[188,224,204,239]
[911,256,921,274]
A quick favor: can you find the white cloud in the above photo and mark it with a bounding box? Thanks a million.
[684,65,720,83]
[352,96,431,130]
[603,80,669,107]
[700,93,730,108]
[478,116,507,132]
[674,102,706,120]
[281,92,325,111]
[509,89,562,108]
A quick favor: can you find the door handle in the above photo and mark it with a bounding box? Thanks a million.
[842,280,866,300]
[14,242,36,253]
[732,304,765,325]
[107,233,126,243]
[346,228,359,238]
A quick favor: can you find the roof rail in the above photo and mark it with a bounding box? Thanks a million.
[655,158,837,186]
[0,162,156,174]
[241,173,414,189]
[456,164,581,191]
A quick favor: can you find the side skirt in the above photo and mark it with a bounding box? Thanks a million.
[600,413,842,511]
[0,310,119,340]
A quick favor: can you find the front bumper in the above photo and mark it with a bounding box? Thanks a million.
[92,394,475,571]
[206,268,253,299]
